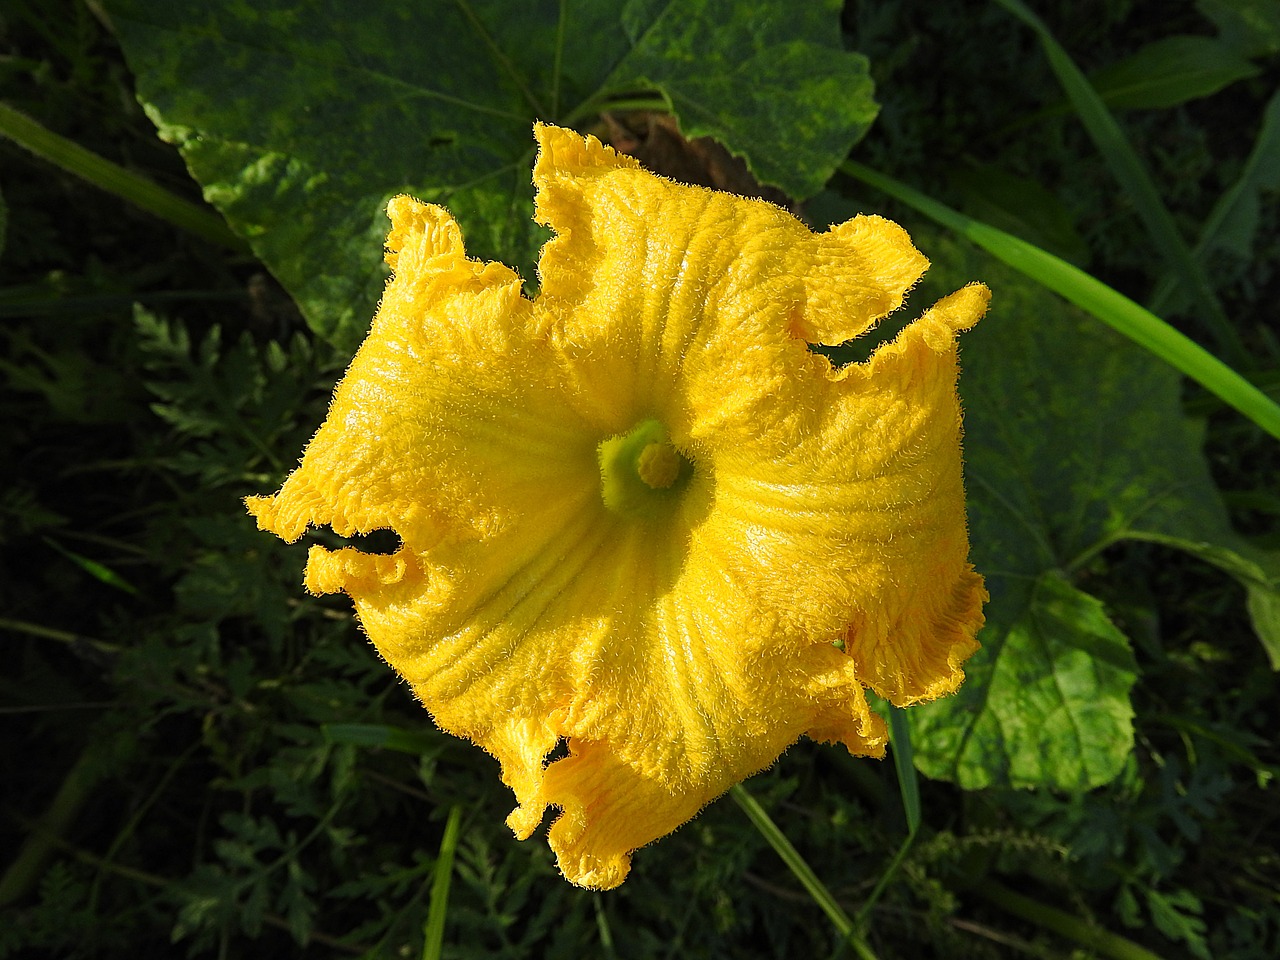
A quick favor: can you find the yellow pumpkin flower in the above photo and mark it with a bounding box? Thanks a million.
[247,123,988,890]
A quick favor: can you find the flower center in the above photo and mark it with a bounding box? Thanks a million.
[598,419,693,515]
[637,441,681,489]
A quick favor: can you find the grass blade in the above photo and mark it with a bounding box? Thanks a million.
[422,804,463,960]
[888,706,920,836]
[974,879,1168,960]
[0,101,248,253]
[42,537,138,595]
[730,784,879,960]
[839,159,1280,442]
[990,0,1245,365]
[855,708,921,926]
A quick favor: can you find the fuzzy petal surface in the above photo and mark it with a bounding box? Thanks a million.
[247,124,987,889]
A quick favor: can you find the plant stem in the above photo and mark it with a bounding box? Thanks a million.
[561,94,671,128]
[0,616,116,650]
[0,101,248,253]
[730,784,879,960]
[973,878,1167,960]
[0,745,102,907]
[593,895,619,958]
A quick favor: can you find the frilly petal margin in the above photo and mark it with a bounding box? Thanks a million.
[833,284,990,704]
[247,123,988,890]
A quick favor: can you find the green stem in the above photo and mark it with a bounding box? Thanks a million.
[729,784,879,960]
[0,101,248,253]
[89,740,201,913]
[839,160,1280,442]
[973,878,1167,960]
[855,834,915,930]
[596,97,672,115]
[0,616,95,645]
[0,745,102,907]
[0,617,123,663]
[421,805,463,960]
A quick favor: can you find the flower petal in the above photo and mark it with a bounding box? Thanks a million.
[704,283,990,704]
[247,195,592,550]
[530,123,929,442]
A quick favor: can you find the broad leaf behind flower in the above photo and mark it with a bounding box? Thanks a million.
[109,0,876,352]
[908,231,1280,790]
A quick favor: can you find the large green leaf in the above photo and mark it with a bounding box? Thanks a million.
[902,232,1280,790]
[609,0,877,193]
[108,0,876,352]
[910,570,1138,791]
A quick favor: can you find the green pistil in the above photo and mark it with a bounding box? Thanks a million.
[598,419,693,516]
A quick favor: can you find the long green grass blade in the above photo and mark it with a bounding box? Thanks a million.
[887,706,920,835]
[990,0,1245,364]
[974,879,1167,960]
[422,805,463,960]
[729,784,879,960]
[855,708,921,926]
[840,160,1280,442]
[592,895,618,958]
[0,101,248,253]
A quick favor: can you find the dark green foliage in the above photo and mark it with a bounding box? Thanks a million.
[108,0,876,351]
[2,0,1278,957]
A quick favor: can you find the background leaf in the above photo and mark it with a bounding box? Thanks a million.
[910,570,1138,791]
[108,0,876,352]
[1197,0,1280,57]
[900,232,1280,788]
[1193,87,1280,260]
[1088,35,1260,110]
[608,0,878,195]
[1151,87,1280,316]
[949,161,1090,265]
